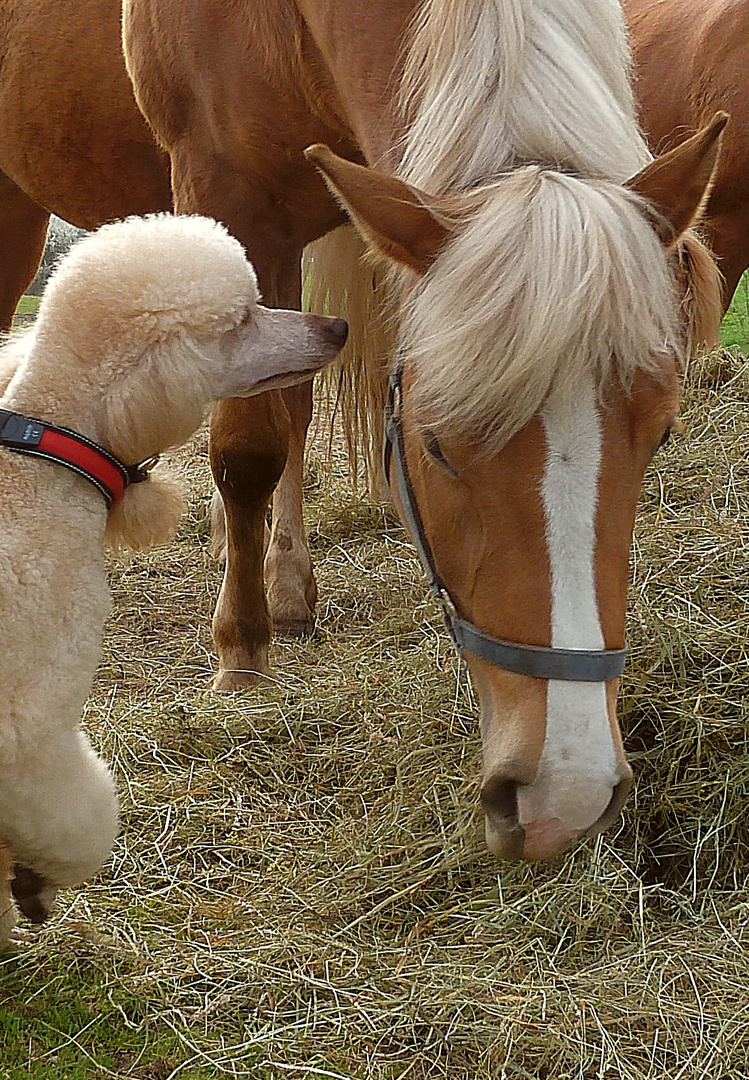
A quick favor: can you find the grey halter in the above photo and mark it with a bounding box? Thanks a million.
[383,360,627,682]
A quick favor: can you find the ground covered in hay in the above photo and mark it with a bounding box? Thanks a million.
[1,351,749,1079]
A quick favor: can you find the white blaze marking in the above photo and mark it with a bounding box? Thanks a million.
[519,378,617,831]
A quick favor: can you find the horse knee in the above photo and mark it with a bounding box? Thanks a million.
[212,445,287,508]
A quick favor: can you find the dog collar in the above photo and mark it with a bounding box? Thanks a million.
[0,407,157,508]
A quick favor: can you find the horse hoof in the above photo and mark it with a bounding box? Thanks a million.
[11,866,56,924]
[211,666,268,692]
[272,615,315,638]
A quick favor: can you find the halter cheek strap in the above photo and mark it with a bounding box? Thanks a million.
[0,408,158,509]
[383,361,627,682]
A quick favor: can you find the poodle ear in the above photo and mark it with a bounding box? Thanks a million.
[104,462,184,552]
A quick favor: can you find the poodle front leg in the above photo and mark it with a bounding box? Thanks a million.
[210,391,291,691]
[0,841,16,944]
[0,729,118,894]
[266,380,318,636]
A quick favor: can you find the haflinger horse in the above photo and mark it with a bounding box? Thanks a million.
[625,0,749,310]
[0,1,723,861]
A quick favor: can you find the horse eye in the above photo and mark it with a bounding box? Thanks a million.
[422,429,458,477]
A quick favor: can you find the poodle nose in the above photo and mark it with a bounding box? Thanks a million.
[325,317,349,346]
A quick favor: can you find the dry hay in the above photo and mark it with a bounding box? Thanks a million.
[1,350,749,1078]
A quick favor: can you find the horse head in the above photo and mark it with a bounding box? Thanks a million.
[306,113,725,860]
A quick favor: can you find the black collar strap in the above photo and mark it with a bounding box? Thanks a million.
[383,361,627,682]
[0,408,158,509]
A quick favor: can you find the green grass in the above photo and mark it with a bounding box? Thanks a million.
[721,271,749,351]
[13,295,39,318]
[14,295,39,316]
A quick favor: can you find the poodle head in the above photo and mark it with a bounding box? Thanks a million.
[31,213,348,463]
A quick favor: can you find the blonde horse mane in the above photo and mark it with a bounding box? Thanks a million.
[397,0,649,189]
[306,0,721,471]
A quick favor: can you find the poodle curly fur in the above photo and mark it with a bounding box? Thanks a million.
[0,213,345,943]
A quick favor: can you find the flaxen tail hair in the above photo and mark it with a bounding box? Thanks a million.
[303,226,396,492]
[677,232,723,354]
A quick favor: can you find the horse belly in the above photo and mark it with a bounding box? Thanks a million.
[0,0,170,227]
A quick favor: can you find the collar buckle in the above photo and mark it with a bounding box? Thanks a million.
[126,455,160,485]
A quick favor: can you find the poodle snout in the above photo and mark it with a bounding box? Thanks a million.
[11,865,57,924]
[320,316,349,348]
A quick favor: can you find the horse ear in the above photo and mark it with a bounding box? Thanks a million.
[305,144,452,274]
[626,111,729,246]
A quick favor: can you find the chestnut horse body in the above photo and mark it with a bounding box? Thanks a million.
[625,0,749,309]
[0,0,723,859]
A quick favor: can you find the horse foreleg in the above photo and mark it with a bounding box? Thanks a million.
[167,156,326,686]
[210,391,291,691]
[266,379,317,635]
[0,171,50,331]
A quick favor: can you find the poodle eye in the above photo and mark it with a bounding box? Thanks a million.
[422,429,457,477]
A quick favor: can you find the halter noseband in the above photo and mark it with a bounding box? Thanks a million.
[0,408,158,509]
[383,361,627,682]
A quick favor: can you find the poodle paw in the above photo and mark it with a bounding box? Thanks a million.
[11,866,57,924]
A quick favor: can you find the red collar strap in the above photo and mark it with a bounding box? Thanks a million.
[0,408,157,508]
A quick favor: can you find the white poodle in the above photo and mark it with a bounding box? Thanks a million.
[0,213,347,941]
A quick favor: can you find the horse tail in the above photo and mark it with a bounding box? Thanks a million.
[679,231,724,352]
[303,225,397,493]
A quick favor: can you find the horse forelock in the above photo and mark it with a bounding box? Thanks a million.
[400,168,685,452]
[392,0,708,449]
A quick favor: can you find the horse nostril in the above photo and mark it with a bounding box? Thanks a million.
[326,317,348,345]
[592,773,633,834]
[481,775,519,820]
[481,774,525,860]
